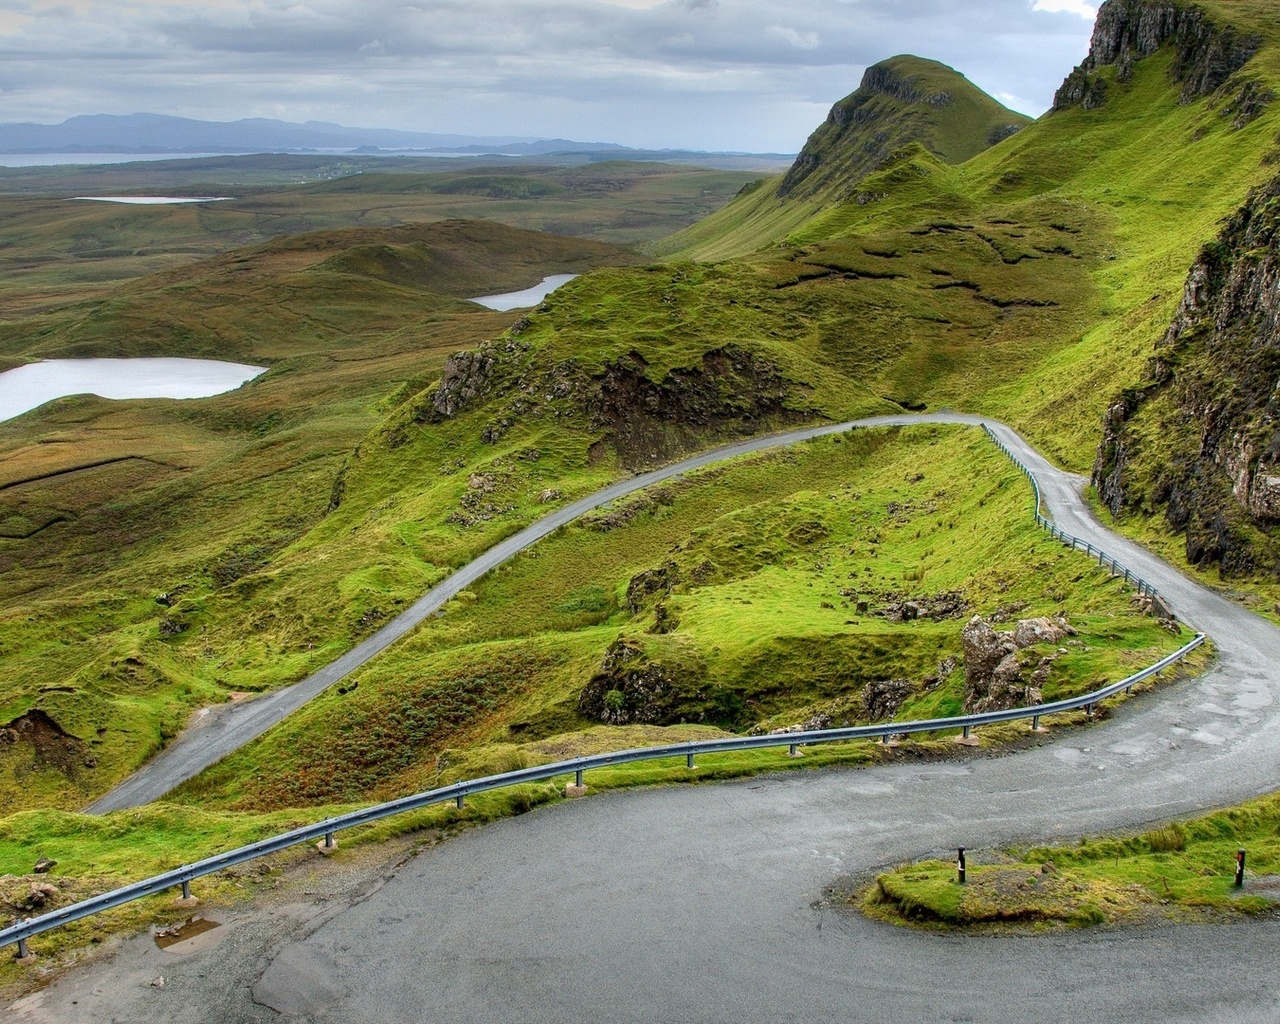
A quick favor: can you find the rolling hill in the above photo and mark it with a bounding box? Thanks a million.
[0,0,1277,843]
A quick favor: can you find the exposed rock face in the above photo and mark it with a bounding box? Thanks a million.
[577,637,707,725]
[1053,0,1261,111]
[626,563,680,614]
[860,678,913,721]
[961,615,1068,713]
[1094,171,1280,574]
[590,345,804,469]
[418,333,808,471]
[0,709,84,773]
[425,348,497,420]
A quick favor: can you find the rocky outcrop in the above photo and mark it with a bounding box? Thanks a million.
[423,348,498,421]
[590,345,805,469]
[861,678,913,721]
[625,563,680,614]
[577,637,708,725]
[1053,0,1261,111]
[961,615,1070,713]
[1094,171,1280,574]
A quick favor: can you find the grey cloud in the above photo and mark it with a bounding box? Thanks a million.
[0,0,1093,151]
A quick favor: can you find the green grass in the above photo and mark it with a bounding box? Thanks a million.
[0,161,761,317]
[0,0,1276,937]
[159,425,1191,811]
[866,791,1280,929]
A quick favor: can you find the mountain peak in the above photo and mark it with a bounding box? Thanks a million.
[777,55,1030,199]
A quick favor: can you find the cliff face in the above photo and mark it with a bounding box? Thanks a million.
[778,55,1029,200]
[1054,0,1260,110]
[1094,172,1280,573]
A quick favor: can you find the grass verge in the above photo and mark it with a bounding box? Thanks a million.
[863,791,1280,931]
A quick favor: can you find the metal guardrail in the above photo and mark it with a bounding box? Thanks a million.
[3,424,1205,959]
[981,424,1161,601]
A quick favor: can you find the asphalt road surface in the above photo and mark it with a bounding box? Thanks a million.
[21,414,1280,1023]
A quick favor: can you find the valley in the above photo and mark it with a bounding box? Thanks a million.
[5,0,1280,1014]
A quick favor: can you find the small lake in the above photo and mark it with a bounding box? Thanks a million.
[470,274,577,311]
[0,358,267,424]
[71,196,235,205]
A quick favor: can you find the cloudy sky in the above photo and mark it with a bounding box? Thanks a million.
[0,0,1098,152]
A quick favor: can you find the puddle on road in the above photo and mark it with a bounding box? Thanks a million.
[155,916,220,949]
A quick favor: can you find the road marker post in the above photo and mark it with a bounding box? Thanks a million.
[1236,848,1246,888]
[957,847,966,885]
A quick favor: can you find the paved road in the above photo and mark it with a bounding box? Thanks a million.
[33,413,1280,1023]
[88,413,972,812]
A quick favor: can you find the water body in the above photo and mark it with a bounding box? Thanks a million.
[0,153,226,167]
[0,358,267,424]
[71,196,235,205]
[469,273,577,311]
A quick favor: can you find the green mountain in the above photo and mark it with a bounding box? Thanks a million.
[3,0,1280,830]
[778,55,1029,200]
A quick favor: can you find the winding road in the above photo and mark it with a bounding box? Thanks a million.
[22,414,1280,1023]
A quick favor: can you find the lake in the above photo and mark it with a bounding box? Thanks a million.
[0,358,267,424]
[71,196,235,205]
[470,274,577,311]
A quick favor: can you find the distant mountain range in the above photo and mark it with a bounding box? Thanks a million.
[0,113,639,156]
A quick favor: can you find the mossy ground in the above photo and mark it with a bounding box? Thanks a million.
[865,792,1280,931]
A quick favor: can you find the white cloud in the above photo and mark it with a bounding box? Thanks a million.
[0,11,33,34]
[767,24,820,50]
[1031,0,1097,21]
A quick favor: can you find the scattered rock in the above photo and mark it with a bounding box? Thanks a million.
[877,590,967,622]
[11,882,60,911]
[33,858,56,874]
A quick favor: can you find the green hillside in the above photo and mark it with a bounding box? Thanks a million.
[779,55,1029,200]
[654,55,1030,262]
[1,0,1278,844]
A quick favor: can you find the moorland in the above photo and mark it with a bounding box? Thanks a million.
[4,0,1280,960]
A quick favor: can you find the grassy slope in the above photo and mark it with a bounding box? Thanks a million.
[0,220,641,809]
[0,0,1274,923]
[170,425,1189,811]
[657,30,1280,474]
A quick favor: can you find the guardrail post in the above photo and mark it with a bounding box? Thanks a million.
[1236,848,1246,888]
[575,769,584,788]
[16,935,29,960]
[686,752,695,769]
[181,880,191,900]
[788,742,800,757]
[456,794,464,809]
[1031,714,1040,732]
[324,832,335,850]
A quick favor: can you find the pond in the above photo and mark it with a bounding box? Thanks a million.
[0,358,267,424]
[469,274,577,311]
[70,196,235,205]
